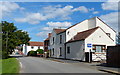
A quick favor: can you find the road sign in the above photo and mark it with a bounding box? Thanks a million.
[87,43,92,48]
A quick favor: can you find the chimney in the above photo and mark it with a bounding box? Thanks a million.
[48,33,51,37]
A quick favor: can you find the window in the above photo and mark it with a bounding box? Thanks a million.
[106,33,110,37]
[67,46,70,54]
[60,35,62,44]
[31,46,34,49]
[67,31,69,35]
[53,48,54,55]
[53,37,54,44]
[60,47,62,56]
[92,45,106,52]
[38,46,40,49]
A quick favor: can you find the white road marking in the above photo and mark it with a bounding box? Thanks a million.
[19,62,23,68]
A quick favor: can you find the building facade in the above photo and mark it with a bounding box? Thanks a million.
[22,41,44,55]
[44,33,51,52]
[49,17,116,62]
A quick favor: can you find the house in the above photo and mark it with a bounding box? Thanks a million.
[22,41,44,55]
[44,33,51,52]
[49,17,116,62]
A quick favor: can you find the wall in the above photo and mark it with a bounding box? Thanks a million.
[85,28,115,61]
[56,32,66,58]
[85,28,115,52]
[96,17,116,43]
[88,17,96,29]
[66,19,89,42]
[23,45,44,55]
[107,45,120,67]
[66,41,85,61]
[49,30,57,58]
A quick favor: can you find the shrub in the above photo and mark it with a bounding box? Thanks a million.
[27,51,37,56]
[36,49,44,54]
[1,51,9,59]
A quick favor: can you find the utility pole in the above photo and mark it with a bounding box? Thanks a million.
[6,31,8,51]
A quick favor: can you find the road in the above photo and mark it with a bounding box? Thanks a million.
[17,57,107,73]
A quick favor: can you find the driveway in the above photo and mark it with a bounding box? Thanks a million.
[17,57,109,73]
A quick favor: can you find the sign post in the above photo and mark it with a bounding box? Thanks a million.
[87,43,92,63]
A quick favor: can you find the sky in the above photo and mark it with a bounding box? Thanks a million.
[1,0,119,42]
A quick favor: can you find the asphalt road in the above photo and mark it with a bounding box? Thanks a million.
[17,57,107,73]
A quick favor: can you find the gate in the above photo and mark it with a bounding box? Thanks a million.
[92,52,106,62]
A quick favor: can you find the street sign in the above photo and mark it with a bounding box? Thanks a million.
[87,43,92,48]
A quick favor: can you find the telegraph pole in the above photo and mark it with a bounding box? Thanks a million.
[6,31,8,51]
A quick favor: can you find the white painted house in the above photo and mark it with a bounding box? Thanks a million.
[22,41,44,55]
[49,17,116,62]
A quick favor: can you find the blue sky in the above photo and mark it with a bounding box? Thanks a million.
[1,1,119,42]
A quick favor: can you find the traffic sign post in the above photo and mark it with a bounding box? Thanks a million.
[87,43,92,63]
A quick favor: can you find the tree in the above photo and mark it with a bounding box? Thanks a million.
[118,32,120,44]
[36,49,44,54]
[1,21,30,59]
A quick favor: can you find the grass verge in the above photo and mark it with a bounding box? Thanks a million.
[1,57,20,75]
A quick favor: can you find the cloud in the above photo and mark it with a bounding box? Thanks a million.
[0,2,25,18]
[101,0,119,10]
[15,5,90,24]
[73,6,89,13]
[100,12,118,32]
[47,21,72,28]
[36,31,48,37]
[37,21,72,37]
[42,5,74,20]
[93,11,99,14]
[41,21,72,31]
[15,13,46,24]
[89,8,94,11]
[42,27,53,31]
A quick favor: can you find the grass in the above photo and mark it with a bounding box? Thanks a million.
[1,57,20,75]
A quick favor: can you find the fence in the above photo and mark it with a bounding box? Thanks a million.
[107,45,120,67]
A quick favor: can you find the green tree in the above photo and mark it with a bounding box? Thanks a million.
[36,49,44,54]
[2,21,30,59]
[118,32,120,44]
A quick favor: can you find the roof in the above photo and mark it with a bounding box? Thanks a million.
[53,29,66,34]
[44,37,50,41]
[28,41,44,46]
[67,27,99,43]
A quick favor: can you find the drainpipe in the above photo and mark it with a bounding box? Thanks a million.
[89,49,91,63]
[64,33,66,59]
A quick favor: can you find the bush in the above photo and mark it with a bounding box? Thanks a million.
[1,51,9,59]
[27,51,37,56]
[36,49,44,54]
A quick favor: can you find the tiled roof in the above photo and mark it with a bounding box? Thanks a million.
[28,41,44,46]
[45,37,50,41]
[54,29,66,34]
[67,27,99,43]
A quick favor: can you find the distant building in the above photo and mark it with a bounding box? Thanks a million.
[22,41,44,55]
[49,17,116,62]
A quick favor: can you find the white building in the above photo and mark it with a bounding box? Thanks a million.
[49,17,116,62]
[22,41,44,55]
